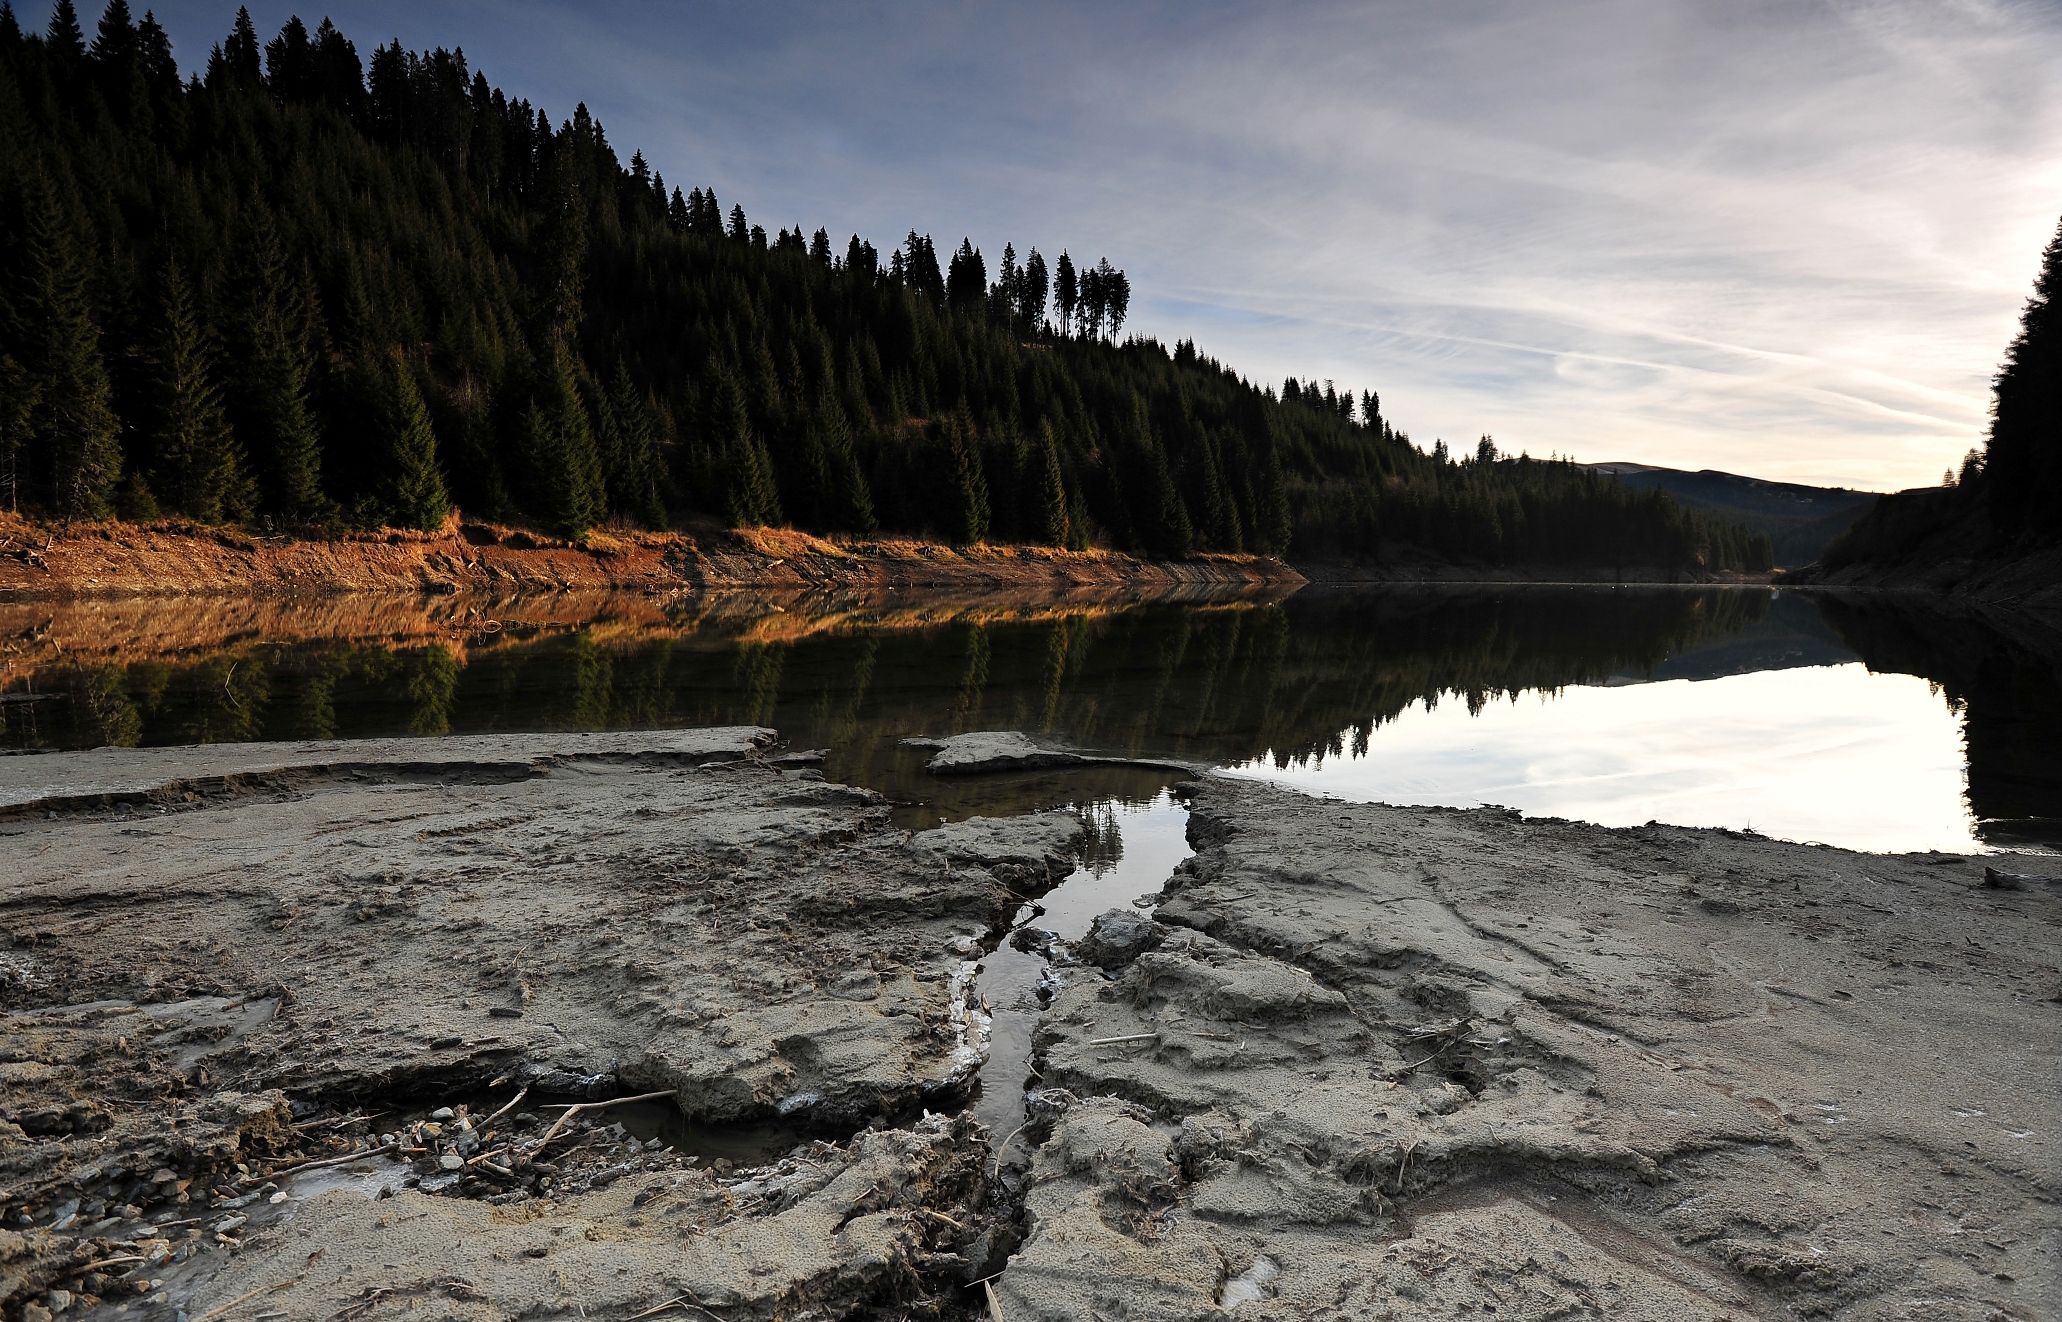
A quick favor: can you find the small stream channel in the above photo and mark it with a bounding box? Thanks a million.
[966,789,1195,1159]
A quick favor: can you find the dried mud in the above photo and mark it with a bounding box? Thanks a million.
[2,730,2055,1321]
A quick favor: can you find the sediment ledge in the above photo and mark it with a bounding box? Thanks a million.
[1,731,2054,1319]
[0,512,1301,601]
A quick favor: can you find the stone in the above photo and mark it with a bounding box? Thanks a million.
[1074,909,1163,970]
[438,1154,465,1172]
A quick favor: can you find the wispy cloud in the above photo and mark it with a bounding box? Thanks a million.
[142,0,2062,488]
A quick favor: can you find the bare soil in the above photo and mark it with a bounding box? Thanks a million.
[0,513,1300,602]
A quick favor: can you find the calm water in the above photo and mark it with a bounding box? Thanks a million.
[2,585,2057,853]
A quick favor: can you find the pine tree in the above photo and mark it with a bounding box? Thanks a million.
[600,361,668,527]
[1036,418,1069,546]
[0,354,38,514]
[149,260,253,523]
[709,366,779,526]
[522,340,606,536]
[1019,249,1049,330]
[223,5,260,85]
[231,213,325,521]
[21,176,120,521]
[940,408,989,544]
[1055,251,1078,336]
[44,0,84,63]
[376,352,450,530]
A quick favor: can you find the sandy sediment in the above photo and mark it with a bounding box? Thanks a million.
[2,729,2055,1320]
[1006,778,2060,1320]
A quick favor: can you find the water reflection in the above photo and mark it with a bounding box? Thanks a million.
[1,585,2055,851]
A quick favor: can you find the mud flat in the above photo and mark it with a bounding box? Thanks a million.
[1009,779,2060,1321]
[2,731,2057,1320]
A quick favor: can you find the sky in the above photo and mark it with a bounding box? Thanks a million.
[100,0,2062,490]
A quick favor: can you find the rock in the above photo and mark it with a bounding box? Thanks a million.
[22,1304,53,1322]
[45,1290,73,1314]
[429,1107,456,1121]
[438,1154,465,1172]
[905,731,1092,775]
[208,1214,247,1235]
[1074,909,1163,969]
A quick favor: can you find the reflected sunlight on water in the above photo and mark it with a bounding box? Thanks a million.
[1225,664,1975,853]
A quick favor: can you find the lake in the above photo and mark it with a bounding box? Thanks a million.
[2,585,2056,855]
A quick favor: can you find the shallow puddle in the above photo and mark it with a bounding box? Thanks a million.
[969,789,1195,1152]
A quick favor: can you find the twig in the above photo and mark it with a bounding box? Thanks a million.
[72,1254,146,1274]
[983,1280,1006,1322]
[535,1090,676,1147]
[191,1273,306,1322]
[241,1140,398,1185]
[1086,1032,1158,1046]
[481,1085,530,1128]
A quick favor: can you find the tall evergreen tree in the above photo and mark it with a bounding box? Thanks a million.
[521,340,606,536]
[44,0,85,62]
[374,351,450,530]
[708,366,779,527]
[20,176,120,521]
[1054,251,1078,336]
[230,213,325,521]
[1036,418,1069,546]
[940,407,989,544]
[148,260,252,522]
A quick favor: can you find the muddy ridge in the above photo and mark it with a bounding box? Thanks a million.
[1,730,2055,1320]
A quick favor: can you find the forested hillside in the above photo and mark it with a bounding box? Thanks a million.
[0,1,1772,571]
[1585,463,1875,567]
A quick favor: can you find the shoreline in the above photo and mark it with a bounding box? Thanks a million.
[0,513,1298,602]
[0,512,1798,602]
[1,728,2054,1319]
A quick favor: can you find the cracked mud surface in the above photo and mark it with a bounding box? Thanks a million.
[1008,779,2059,1321]
[2,730,2056,1321]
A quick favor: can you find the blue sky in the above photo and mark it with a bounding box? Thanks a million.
[73,0,2062,489]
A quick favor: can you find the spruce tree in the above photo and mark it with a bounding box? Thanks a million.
[941,408,989,544]
[232,213,325,521]
[1036,419,1069,546]
[0,354,37,514]
[21,176,120,521]
[377,352,450,530]
[44,0,84,62]
[709,366,779,527]
[149,260,253,522]
[523,341,606,536]
[600,360,668,527]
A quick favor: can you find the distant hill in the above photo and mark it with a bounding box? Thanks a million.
[1585,464,1877,568]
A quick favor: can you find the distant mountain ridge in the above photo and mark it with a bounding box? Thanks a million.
[1584,463,1877,568]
